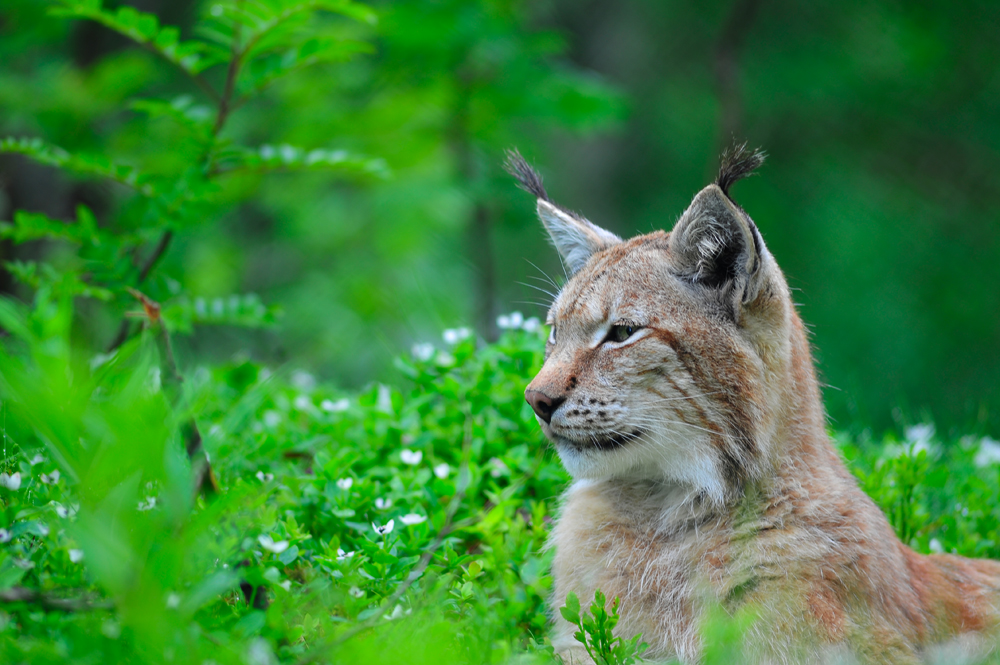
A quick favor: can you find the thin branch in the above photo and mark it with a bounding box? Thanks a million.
[213,0,246,137]
[106,229,174,353]
[0,586,113,612]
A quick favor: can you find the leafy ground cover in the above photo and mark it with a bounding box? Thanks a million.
[1,296,1000,664]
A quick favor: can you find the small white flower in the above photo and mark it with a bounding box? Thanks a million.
[40,469,60,485]
[137,497,157,511]
[293,394,312,411]
[13,559,35,570]
[69,549,84,563]
[372,520,394,536]
[279,580,292,591]
[488,457,509,478]
[255,471,274,483]
[0,529,11,543]
[400,513,427,526]
[974,437,1000,468]
[29,454,45,466]
[54,503,69,518]
[905,423,934,445]
[522,317,541,332]
[433,463,450,479]
[337,477,354,491]
[258,534,289,554]
[374,497,392,510]
[348,586,364,598]
[411,342,435,361]
[928,538,944,554]
[290,370,316,391]
[321,398,349,413]
[263,410,282,428]
[497,312,523,329]
[400,449,422,465]
[166,592,181,609]
[101,619,121,639]
[383,604,405,620]
[0,472,21,490]
[336,548,355,562]
[376,384,393,413]
[36,523,50,537]
[442,327,471,344]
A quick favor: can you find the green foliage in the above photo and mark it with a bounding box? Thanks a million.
[1,0,387,353]
[0,305,999,663]
[560,590,648,665]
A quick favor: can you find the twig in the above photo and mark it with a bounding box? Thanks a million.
[0,586,113,612]
[105,229,174,353]
[124,288,219,496]
[213,0,246,137]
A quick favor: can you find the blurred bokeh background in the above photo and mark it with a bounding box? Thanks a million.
[1,0,998,434]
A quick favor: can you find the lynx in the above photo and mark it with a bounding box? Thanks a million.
[506,146,1000,664]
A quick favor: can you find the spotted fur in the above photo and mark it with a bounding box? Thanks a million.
[513,147,1000,664]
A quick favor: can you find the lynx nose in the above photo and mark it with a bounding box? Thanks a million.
[525,389,566,425]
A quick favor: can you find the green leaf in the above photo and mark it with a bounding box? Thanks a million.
[0,137,159,196]
[0,206,101,246]
[240,37,373,96]
[130,96,214,136]
[211,143,389,179]
[50,1,225,76]
[161,293,281,334]
[563,591,580,618]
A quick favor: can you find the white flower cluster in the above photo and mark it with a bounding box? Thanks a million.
[442,327,471,345]
[0,472,21,491]
[974,436,1000,469]
[400,449,422,465]
[258,534,289,554]
[496,311,541,333]
[372,520,394,536]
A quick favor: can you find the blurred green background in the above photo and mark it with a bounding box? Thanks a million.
[1,0,997,435]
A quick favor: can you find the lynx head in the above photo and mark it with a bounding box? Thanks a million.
[508,145,806,504]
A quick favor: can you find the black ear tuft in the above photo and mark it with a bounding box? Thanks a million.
[504,148,549,202]
[716,142,766,198]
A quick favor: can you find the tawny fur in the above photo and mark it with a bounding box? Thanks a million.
[512,147,1000,664]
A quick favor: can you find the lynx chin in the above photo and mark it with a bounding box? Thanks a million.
[506,145,1000,664]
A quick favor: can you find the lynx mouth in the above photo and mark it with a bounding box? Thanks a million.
[555,428,646,451]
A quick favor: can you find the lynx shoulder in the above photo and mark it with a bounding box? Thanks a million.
[506,146,1000,664]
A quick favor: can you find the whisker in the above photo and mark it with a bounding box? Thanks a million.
[516,280,558,301]
[524,258,562,290]
[643,391,723,404]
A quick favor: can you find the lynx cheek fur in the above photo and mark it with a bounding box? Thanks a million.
[506,146,1000,664]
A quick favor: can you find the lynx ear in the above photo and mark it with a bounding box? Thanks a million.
[537,200,621,274]
[670,184,765,306]
[504,148,620,274]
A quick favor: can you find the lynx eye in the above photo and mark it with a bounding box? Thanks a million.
[606,323,640,344]
[548,325,557,345]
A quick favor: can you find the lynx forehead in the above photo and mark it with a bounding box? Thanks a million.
[506,146,1000,664]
